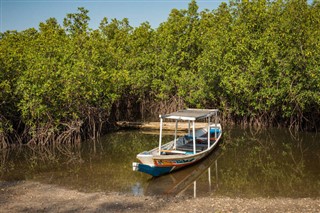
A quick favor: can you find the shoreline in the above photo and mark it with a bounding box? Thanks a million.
[1,180,319,212]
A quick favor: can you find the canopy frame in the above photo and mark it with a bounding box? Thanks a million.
[158,109,219,155]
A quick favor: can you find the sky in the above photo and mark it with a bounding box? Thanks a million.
[0,0,226,32]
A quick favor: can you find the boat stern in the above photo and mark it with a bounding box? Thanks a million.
[136,152,154,164]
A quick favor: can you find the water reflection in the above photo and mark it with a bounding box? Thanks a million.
[0,143,84,181]
[217,128,320,198]
[0,128,319,198]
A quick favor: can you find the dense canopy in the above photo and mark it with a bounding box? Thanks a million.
[1,0,320,147]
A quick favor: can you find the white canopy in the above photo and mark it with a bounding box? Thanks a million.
[160,109,218,121]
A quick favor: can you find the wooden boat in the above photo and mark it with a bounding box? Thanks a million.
[133,109,222,177]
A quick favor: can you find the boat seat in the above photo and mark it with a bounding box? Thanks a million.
[177,144,207,153]
[160,150,187,155]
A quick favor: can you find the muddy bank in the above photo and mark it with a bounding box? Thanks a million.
[1,181,319,212]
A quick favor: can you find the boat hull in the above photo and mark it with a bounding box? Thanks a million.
[133,151,211,177]
[133,163,177,177]
[133,144,220,177]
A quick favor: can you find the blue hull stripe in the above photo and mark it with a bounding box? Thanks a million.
[137,163,174,177]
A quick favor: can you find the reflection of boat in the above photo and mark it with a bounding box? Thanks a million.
[145,146,221,196]
[133,109,222,176]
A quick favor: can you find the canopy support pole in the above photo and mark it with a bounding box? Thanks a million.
[215,111,218,139]
[158,118,163,155]
[207,116,210,149]
[174,120,178,149]
[193,120,196,154]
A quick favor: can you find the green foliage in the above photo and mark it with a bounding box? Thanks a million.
[198,0,320,128]
[1,1,320,146]
[63,7,90,35]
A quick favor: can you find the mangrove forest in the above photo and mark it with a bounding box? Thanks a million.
[1,0,320,148]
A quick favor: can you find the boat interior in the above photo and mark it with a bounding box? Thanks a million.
[160,127,221,155]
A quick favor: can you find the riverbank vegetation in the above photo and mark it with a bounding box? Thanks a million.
[1,0,320,147]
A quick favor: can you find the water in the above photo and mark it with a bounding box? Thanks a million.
[1,127,319,198]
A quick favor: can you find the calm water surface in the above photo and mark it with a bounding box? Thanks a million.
[1,127,319,198]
